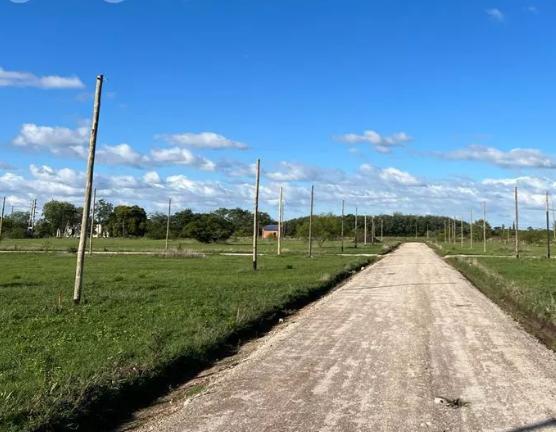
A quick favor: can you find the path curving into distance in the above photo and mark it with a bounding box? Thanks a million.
[130,243,556,432]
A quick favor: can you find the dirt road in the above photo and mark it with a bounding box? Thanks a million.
[131,243,556,432]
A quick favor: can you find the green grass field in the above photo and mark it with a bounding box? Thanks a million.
[0,237,392,255]
[0,252,375,431]
[448,256,556,350]
[430,239,551,257]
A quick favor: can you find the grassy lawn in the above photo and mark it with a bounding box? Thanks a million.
[448,256,556,350]
[430,240,550,258]
[0,237,393,255]
[0,253,374,431]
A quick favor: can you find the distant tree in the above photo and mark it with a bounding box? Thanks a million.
[42,200,79,236]
[182,214,234,243]
[108,205,147,237]
[1,211,30,238]
[95,199,114,226]
[146,212,169,239]
[295,214,342,246]
[214,207,274,237]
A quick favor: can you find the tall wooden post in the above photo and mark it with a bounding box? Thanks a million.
[73,74,103,304]
[546,191,551,259]
[0,196,5,241]
[308,185,314,257]
[354,206,358,248]
[363,215,367,245]
[482,202,487,253]
[515,187,519,258]
[340,200,345,252]
[277,187,283,255]
[453,218,456,244]
[371,216,375,245]
[88,188,96,255]
[470,210,473,249]
[165,197,172,252]
[252,159,260,270]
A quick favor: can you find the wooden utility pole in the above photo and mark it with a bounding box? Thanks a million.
[340,200,345,252]
[482,202,487,253]
[0,196,5,241]
[380,218,383,242]
[354,206,358,248]
[252,159,260,270]
[371,216,375,245]
[546,191,551,259]
[73,74,103,304]
[88,188,96,255]
[470,210,474,249]
[515,186,519,258]
[308,185,314,257]
[364,215,367,245]
[165,197,172,252]
[277,187,283,255]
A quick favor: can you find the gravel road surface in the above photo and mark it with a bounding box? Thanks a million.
[131,243,556,432]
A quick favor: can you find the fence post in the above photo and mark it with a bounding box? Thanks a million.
[278,186,283,256]
[73,75,103,304]
[252,159,260,270]
[165,197,172,252]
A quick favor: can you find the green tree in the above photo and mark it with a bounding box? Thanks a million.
[95,199,114,226]
[42,200,79,236]
[182,214,234,243]
[108,205,147,237]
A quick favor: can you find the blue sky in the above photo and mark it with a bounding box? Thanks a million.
[2,0,556,226]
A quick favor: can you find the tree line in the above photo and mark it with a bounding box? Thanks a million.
[0,200,549,244]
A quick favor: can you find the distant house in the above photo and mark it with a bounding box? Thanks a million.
[262,224,279,239]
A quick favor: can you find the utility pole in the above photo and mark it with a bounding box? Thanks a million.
[380,218,383,242]
[0,196,5,241]
[252,158,260,270]
[482,202,487,253]
[308,185,314,257]
[165,197,172,252]
[88,188,96,255]
[470,210,473,249]
[341,200,345,252]
[277,186,283,256]
[546,191,551,259]
[515,187,519,258]
[371,216,375,245]
[354,206,358,248]
[73,74,103,304]
[364,215,367,245]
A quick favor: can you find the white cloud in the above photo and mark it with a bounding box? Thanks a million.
[13,123,89,157]
[440,145,556,169]
[336,130,412,153]
[157,132,248,150]
[97,144,147,166]
[266,162,344,183]
[486,8,505,22]
[379,167,421,186]
[148,147,216,171]
[0,67,84,89]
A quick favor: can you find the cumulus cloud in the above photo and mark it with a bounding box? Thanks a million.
[486,8,505,22]
[379,167,421,186]
[440,145,556,169]
[11,122,216,170]
[266,162,344,183]
[157,132,248,150]
[0,67,84,89]
[336,130,412,153]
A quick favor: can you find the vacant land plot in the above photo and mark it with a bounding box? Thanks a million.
[432,240,549,257]
[0,237,391,255]
[448,256,556,350]
[0,253,373,432]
